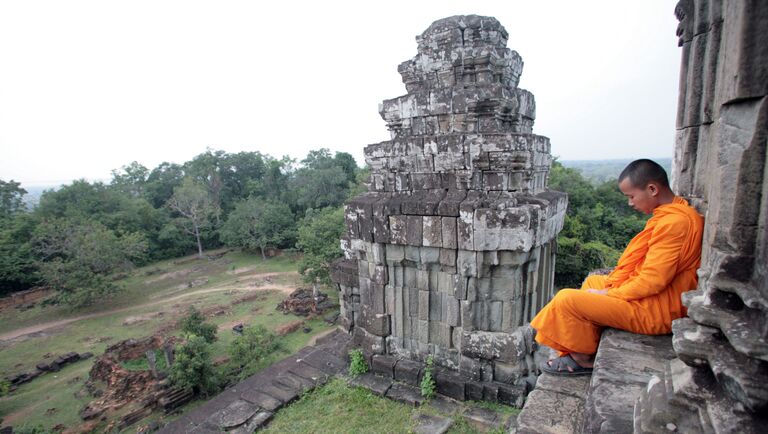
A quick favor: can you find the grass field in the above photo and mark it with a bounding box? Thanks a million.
[0,249,338,433]
[264,378,518,434]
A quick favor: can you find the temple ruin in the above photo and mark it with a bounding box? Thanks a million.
[331,15,566,400]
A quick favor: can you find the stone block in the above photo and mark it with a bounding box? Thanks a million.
[408,287,419,317]
[439,248,457,268]
[445,296,460,326]
[459,355,483,381]
[416,269,429,289]
[386,244,405,262]
[349,372,393,396]
[496,382,526,407]
[429,322,451,348]
[457,210,474,250]
[463,406,502,432]
[394,358,423,386]
[207,400,258,429]
[406,216,423,246]
[422,216,442,247]
[418,290,430,320]
[460,301,475,331]
[360,305,390,336]
[386,382,425,407]
[405,245,421,262]
[429,291,443,321]
[389,215,407,244]
[371,355,398,378]
[457,250,477,276]
[493,361,526,384]
[417,319,430,344]
[516,389,585,434]
[441,217,458,248]
[460,328,532,363]
[433,368,466,401]
[412,413,453,434]
[351,327,386,355]
[384,284,395,314]
[420,246,440,264]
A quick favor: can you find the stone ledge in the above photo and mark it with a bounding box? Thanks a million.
[514,328,675,434]
[583,329,675,434]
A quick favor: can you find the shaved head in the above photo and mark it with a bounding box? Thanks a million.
[618,159,670,189]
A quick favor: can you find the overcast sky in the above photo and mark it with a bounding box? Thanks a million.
[0,1,681,187]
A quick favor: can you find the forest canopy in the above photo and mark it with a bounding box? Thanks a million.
[0,152,647,304]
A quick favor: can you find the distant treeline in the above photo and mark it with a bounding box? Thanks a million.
[561,158,672,185]
[0,149,362,304]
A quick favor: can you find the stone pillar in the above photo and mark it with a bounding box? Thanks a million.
[163,343,175,367]
[331,15,566,392]
[635,1,768,432]
[145,349,159,379]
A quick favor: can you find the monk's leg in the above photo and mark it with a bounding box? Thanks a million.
[531,289,644,358]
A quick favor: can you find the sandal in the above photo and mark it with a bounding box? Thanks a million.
[540,354,593,376]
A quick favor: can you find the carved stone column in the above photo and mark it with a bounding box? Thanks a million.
[331,15,566,399]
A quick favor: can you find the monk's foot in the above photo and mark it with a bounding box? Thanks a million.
[569,352,595,369]
[540,354,594,376]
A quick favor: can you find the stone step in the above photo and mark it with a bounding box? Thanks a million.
[514,328,677,434]
[582,329,675,434]
[515,371,590,433]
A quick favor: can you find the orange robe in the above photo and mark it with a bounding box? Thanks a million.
[530,196,704,355]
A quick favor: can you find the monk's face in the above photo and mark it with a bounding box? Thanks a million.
[618,178,659,214]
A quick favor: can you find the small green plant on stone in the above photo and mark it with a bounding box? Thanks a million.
[420,355,436,399]
[348,349,368,377]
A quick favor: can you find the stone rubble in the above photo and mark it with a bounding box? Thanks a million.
[331,14,565,403]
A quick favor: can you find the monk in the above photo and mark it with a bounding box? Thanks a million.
[530,159,704,375]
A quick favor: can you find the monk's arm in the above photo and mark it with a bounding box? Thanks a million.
[606,216,689,301]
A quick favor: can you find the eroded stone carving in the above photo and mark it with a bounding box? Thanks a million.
[331,15,566,400]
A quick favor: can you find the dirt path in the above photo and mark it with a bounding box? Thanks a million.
[0,271,298,342]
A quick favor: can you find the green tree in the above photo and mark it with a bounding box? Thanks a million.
[169,335,219,397]
[220,197,296,259]
[179,306,218,343]
[144,162,185,208]
[0,179,27,218]
[31,218,148,306]
[227,325,283,380]
[296,207,345,286]
[110,161,149,198]
[289,149,358,213]
[184,149,226,225]
[166,178,216,259]
[0,214,39,294]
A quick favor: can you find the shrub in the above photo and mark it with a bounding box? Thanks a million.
[227,325,283,380]
[348,349,368,377]
[420,355,436,399]
[0,378,10,396]
[168,335,219,397]
[179,306,217,343]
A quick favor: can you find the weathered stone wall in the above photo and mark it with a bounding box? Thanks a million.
[636,1,768,432]
[331,15,566,396]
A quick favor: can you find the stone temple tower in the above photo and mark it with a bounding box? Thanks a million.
[331,15,566,401]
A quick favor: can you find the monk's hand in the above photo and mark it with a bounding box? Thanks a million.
[585,289,608,295]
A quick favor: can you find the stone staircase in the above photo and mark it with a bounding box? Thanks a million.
[515,329,676,434]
